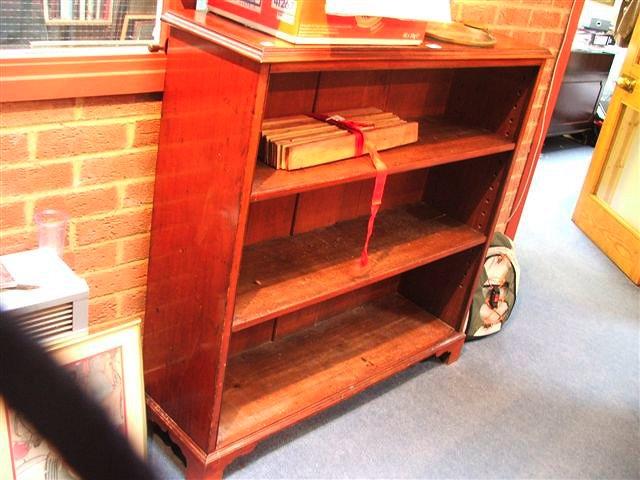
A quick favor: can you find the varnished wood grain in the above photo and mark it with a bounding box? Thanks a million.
[143,28,268,452]
[228,320,275,357]
[264,72,319,119]
[400,247,483,331]
[446,67,537,141]
[424,153,510,235]
[219,293,462,448]
[233,202,486,331]
[251,121,515,202]
[163,9,551,68]
[274,278,399,339]
[244,196,297,245]
[147,11,547,477]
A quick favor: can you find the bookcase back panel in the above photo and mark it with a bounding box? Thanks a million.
[423,152,511,236]
[445,66,538,141]
[244,195,297,246]
[265,72,319,119]
[399,246,485,331]
[229,241,482,356]
[229,278,399,357]
[243,170,428,245]
[263,67,536,136]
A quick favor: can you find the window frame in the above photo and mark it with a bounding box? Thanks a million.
[0,0,169,102]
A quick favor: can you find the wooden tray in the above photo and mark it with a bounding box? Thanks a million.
[425,22,496,47]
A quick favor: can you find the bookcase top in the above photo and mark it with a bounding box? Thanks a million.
[163,9,552,68]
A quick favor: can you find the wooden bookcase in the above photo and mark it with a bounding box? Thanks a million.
[143,9,550,479]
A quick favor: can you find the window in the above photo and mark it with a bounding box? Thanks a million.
[0,0,162,50]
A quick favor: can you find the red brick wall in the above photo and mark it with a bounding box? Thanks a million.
[0,1,574,326]
[452,0,574,230]
[0,94,161,324]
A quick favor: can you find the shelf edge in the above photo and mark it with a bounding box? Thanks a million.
[232,232,485,332]
[250,138,516,202]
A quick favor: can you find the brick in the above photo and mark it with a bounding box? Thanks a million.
[0,228,36,255]
[459,4,498,25]
[118,287,147,318]
[118,234,150,264]
[83,261,147,297]
[510,30,544,47]
[79,150,157,186]
[133,119,160,147]
[496,7,532,27]
[89,294,118,325]
[79,93,162,120]
[0,201,26,230]
[36,124,128,159]
[542,31,565,49]
[123,180,155,207]
[0,133,29,163]
[34,186,119,218]
[0,99,76,128]
[531,10,562,29]
[75,208,152,246]
[0,162,73,197]
[66,241,118,274]
[552,0,573,7]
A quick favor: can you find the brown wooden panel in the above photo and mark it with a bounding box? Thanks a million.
[265,72,319,119]
[234,202,486,331]
[219,293,460,448]
[274,277,398,339]
[245,195,297,245]
[381,170,429,210]
[314,70,390,113]
[143,28,268,452]
[385,69,453,120]
[446,67,537,140]
[424,153,510,235]
[291,183,350,235]
[165,9,550,68]
[400,247,484,330]
[228,320,275,357]
[291,171,427,235]
[251,121,515,202]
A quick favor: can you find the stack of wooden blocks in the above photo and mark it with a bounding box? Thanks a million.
[259,107,419,170]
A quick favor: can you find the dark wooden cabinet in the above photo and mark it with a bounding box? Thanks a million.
[548,50,615,137]
[143,9,549,478]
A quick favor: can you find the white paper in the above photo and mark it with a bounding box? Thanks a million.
[325,0,452,23]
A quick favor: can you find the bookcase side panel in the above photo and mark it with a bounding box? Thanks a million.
[143,28,268,452]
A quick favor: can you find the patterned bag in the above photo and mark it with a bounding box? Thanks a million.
[465,232,520,339]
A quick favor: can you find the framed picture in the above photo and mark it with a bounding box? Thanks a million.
[43,0,114,25]
[120,14,156,41]
[0,320,145,480]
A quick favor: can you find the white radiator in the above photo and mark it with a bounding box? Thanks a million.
[0,249,88,346]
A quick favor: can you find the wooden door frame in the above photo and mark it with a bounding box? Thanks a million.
[572,19,640,284]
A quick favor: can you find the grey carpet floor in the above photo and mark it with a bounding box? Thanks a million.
[148,137,640,479]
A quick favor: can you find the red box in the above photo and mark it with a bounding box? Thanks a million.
[208,0,426,45]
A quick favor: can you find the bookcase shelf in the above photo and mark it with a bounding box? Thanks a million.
[234,202,485,332]
[220,293,463,449]
[251,121,516,202]
[142,10,548,478]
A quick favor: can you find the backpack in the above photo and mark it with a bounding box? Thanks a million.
[465,232,520,339]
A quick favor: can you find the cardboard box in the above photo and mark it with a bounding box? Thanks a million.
[208,0,426,45]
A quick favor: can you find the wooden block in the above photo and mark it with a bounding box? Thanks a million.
[285,121,419,170]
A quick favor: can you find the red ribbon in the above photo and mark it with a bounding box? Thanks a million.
[309,112,388,266]
[309,113,368,157]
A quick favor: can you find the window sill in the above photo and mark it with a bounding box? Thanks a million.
[0,47,166,103]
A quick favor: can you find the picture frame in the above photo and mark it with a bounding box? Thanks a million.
[119,14,156,41]
[0,320,146,480]
[43,0,114,25]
